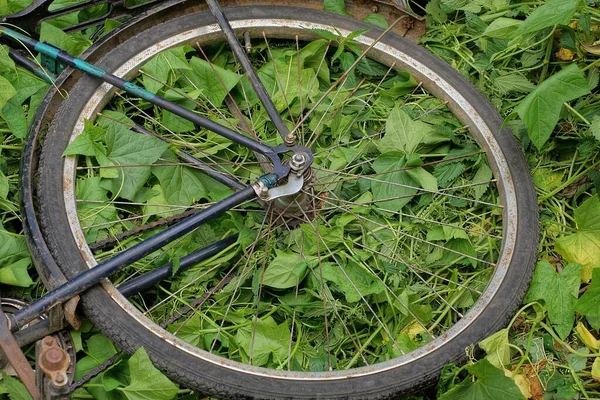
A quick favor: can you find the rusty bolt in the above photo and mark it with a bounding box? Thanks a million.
[44,348,64,366]
[42,336,55,346]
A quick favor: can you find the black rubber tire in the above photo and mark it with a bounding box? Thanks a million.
[36,5,539,399]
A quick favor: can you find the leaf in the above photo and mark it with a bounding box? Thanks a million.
[593,358,600,382]
[479,328,510,368]
[524,261,582,339]
[0,230,33,287]
[321,261,386,303]
[440,359,525,400]
[120,348,179,400]
[516,64,590,150]
[75,334,118,380]
[184,57,241,108]
[493,73,536,94]
[406,167,438,192]
[0,374,31,400]
[101,123,170,201]
[379,107,434,155]
[556,195,600,282]
[371,153,417,211]
[363,13,388,29]
[0,258,33,287]
[441,0,481,13]
[473,163,492,200]
[483,18,522,39]
[575,322,600,350]
[0,170,8,200]
[323,0,349,16]
[575,268,600,318]
[39,22,92,56]
[235,317,291,367]
[517,0,578,35]
[151,151,207,207]
[262,250,312,289]
[141,47,191,94]
[0,75,16,110]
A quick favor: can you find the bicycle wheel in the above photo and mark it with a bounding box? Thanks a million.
[35,4,538,398]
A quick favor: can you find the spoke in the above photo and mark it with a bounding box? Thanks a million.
[306,189,496,267]
[290,16,407,137]
[313,167,502,209]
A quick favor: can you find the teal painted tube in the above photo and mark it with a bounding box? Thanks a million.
[0,26,287,172]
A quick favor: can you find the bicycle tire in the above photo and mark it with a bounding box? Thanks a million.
[35,5,538,399]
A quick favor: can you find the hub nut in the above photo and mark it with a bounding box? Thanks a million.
[289,153,307,176]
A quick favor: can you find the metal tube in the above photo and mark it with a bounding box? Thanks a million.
[205,0,290,141]
[10,186,257,330]
[117,234,238,297]
[0,27,276,157]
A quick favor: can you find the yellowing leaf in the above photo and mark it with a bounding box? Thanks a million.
[593,358,600,382]
[556,48,576,61]
[575,322,600,350]
[480,328,510,368]
[504,369,531,399]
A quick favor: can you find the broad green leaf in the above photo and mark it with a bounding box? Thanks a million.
[262,250,312,289]
[441,0,481,13]
[0,75,16,110]
[555,195,600,282]
[120,348,178,400]
[321,261,386,303]
[378,106,434,154]
[236,317,291,367]
[473,163,492,200]
[516,64,590,150]
[323,0,349,15]
[184,57,241,108]
[406,167,438,192]
[0,230,32,287]
[575,268,600,318]
[1,69,49,138]
[479,328,510,368]
[483,18,522,40]
[141,47,191,94]
[363,13,388,29]
[524,261,582,339]
[39,22,92,56]
[0,0,31,16]
[371,153,417,211]
[0,45,15,73]
[440,359,525,400]
[590,116,600,142]
[101,124,170,201]
[76,177,118,242]
[0,170,8,199]
[299,223,346,255]
[0,373,31,400]
[0,258,33,287]
[493,73,535,94]
[75,334,117,380]
[151,151,207,207]
[517,0,578,35]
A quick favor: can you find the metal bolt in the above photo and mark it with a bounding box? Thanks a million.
[284,133,296,146]
[244,31,252,53]
[44,348,64,365]
[54,374,66,385]
[371,5,379,12]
